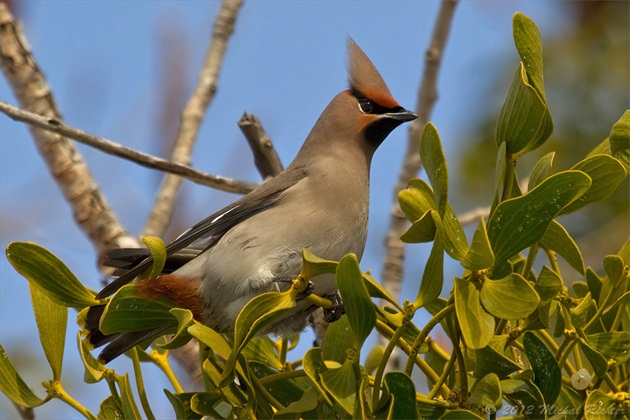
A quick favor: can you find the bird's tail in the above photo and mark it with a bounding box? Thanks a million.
[81,275,204,364]
[80,303,171,363]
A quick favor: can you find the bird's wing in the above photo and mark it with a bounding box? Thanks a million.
[96,167,308,299]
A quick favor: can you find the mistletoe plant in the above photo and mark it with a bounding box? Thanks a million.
[1,12,629,420]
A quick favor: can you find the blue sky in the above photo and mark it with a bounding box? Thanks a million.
[0,1,571,417]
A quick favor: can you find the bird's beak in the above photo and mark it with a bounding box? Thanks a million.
[386,109,418,122]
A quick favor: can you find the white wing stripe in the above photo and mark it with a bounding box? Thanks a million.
[212,205,239,224]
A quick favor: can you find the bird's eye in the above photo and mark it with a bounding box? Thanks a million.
[359,99,374,114]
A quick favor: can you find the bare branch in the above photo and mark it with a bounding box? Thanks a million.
[454,181,522,227]
[142,0,244,380]
[238,112,284,179]
[379,0,459,367]
[236,111,331,342]
[169,339,204,389]
[309,309,329,348]
[0,101,258,195]
[458,206,490,226]
[381,0,459,303]
[11,403,34,420]
[0,4,139,259]
[143,0,244,237]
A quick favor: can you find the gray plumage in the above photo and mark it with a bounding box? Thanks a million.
[88,38,416,363]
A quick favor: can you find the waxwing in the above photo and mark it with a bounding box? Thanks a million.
[85,38,417,363]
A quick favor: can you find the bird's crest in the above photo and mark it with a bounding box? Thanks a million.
[346,38,400,109]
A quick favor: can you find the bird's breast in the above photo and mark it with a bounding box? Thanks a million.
[192,163,371,331]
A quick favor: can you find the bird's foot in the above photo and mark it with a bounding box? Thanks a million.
[323,293,345,322]
[273,276,315,301]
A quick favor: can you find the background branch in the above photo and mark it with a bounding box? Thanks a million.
[236,110,340,346]
[11,403,33,420]
[236,111,340,348]
[0,101,257,194]
[238,112,284,179]
[141,0,244,384]
[457,206,490,226]
[143,0,244,237]
[381,0,458,305]
[379,0,459,367]
[0,4,139,260]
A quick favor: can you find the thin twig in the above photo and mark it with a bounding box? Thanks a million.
[458,206,490,226]
[238,112,284,179]
[0,101,258,194]
[143,0,244,237]
[167,340,204,388]
[141,0,244,383]
[237,112,327,346]
[379,0,459,364]
[309,310,329,348]
[0,4,140,260]
[381,0,459,305]
[11,403,34,420]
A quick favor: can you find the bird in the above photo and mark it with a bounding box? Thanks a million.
[84,38,417,363]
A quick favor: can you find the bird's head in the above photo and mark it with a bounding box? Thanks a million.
[297,38,417,163]
[345,38,417,149]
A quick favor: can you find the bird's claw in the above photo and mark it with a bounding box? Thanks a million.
[273,276,315,301]
[295,281,315,301]
[323,293,345,322]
